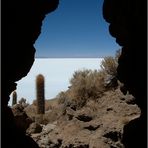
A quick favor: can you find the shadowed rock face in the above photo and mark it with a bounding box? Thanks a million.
[103,0,147,147]
[2,0,59,104]
[3,0,146,147]
[2,0,59,147]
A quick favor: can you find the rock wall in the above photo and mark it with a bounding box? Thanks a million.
[2,0,59,147]
[2,0,147,147]
[103,0,147,147]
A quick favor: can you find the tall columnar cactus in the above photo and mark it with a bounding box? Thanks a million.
[36,74,45,114]
[12,90,17,106]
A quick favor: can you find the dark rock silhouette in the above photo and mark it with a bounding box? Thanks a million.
[103,0,147,147]
[66,144,89,148]
[2,0,59,147]
[103,131,121,142]
[48,139,63,148]
[84,125,100,131]
[2,0,146,147]
[76,114,93,122]
[12,104,33,133]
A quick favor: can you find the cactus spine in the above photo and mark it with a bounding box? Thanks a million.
[12,91,17,106]
[36,74,45,114]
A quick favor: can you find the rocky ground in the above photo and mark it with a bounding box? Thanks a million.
[11,88,140,148]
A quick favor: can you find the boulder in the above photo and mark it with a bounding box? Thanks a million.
[27,122,42,134]
[12,104,32,132]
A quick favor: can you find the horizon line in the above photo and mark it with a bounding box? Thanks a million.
[35,57,104,59]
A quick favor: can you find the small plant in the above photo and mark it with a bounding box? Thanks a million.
[18,98,29,108]
[57,69,106,109]
[101,56,118,76]
[57,91,67,104]
[12,90,17,106]
[101,49,121,75]
[100,49,121,89]
[57,50,121,109]
[36,74,45,114]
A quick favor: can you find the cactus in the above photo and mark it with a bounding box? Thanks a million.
[12,90,17,106]
[36,74,45,114]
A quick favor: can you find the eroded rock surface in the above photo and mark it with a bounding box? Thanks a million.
[103,0,147,147]
[29,89,140,148]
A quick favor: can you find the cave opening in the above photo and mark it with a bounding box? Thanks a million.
[9,0,120,105]
[3,0,146,147]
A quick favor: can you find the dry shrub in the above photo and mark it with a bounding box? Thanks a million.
[101,56,118,76]
[69,70,106,101]
[57,91,68,104]
[18,98,29,108]
[101,49,121,76]
[56,69,106,109]
[57,51,121,109]
[42,110,60,124]
[100,50,121,89]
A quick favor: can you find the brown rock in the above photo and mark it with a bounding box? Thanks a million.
[12,104,33,132]
[27,122,42,134]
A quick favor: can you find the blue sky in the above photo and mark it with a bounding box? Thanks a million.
[34,0,120,58]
